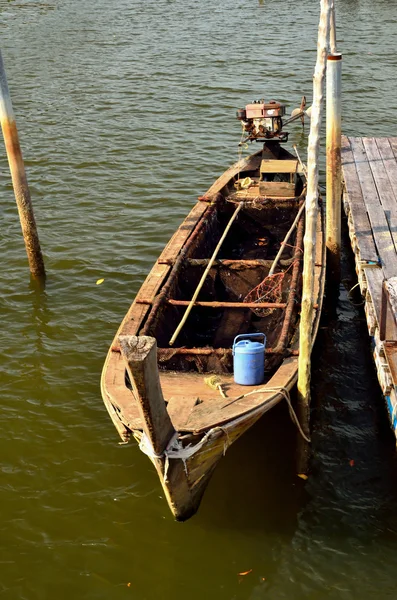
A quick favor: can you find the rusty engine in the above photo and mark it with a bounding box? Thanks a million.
[237,100,288,143]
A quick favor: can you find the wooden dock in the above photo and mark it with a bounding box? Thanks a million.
[341,136,397,440]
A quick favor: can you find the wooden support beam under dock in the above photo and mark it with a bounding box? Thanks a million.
[342,135,397,439]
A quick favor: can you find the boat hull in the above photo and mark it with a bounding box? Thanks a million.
[101,146,326,520]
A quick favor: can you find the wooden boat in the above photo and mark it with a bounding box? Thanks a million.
[101,100,326,521]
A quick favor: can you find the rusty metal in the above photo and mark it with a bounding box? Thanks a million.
[326,52,342,285]
[0,51,45,279]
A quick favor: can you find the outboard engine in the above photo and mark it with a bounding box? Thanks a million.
[237,99,288,142]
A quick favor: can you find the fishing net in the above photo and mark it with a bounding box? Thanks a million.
[244,271,285,317]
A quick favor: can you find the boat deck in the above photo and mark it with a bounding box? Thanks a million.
[341,136,397,437]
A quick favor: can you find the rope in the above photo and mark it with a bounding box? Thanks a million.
[138,426,231,481]
[137,385,310,477]
[222,385,311,443]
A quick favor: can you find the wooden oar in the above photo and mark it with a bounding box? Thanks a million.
[169,202,243,346]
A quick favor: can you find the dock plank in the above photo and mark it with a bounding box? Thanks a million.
[363,137,397,249]
[343,136,397,443]
[376,138,397,194]
[341,136,378,264]
[349,137,397,280]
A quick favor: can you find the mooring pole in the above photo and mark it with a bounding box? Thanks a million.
[326,53,342,286]
[297,0,331,470]
[0,50,45,279]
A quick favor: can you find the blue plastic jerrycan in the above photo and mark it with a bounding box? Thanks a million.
[233,333,266,386]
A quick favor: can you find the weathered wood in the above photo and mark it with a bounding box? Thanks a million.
[119,335,175,455]
[363,137,397,249]
[185,258,288,268]
[167,299,287,309]
[376,138,397,196]
[383,342,397,387]
[259,181,296,197]
[169,202,243,346]
[0,51,45,279]
[364,266,384,327]
[167,396,200,429]
[260,159,298,174]
[297,0,331,447]
[350,137,397,279]
[158,201,208,264]
[380,278,397,342]
[341,136,379,264]
[202,152,262,200]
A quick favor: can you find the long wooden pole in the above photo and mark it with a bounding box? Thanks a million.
[0,50,45,279]
[297,0,331,442]
[169,202,243,346]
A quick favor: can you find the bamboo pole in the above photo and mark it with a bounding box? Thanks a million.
[0,50,45,279]
[297,0,331,447]
[326,52,342,286]
[169,202,243,346]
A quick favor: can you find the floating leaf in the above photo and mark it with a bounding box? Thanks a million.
[297,473,308,480]
[238,569,253,576]
[96,278,105,285]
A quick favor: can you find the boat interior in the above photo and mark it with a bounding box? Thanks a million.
[141,195,305,376]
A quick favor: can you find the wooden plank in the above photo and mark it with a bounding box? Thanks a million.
[158,201,208,264]
[376,138,397,194]
[349,137,397,279]
[341,136,378,264]
[167,300,286,309]
[202,151,262,199]
[167,396,200,430]
[118,263,171,338]
[364,266,384,326]
[260,159,298,173]
[363,138,397,249]
[102,350,142,429]
[135,263,170,303]
[384,342,397,386]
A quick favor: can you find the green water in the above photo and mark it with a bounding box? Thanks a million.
[1,0,397,598]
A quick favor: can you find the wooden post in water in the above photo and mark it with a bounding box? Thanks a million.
[326,52,342,286]
[0,50,45,279]
[297,0,331,469]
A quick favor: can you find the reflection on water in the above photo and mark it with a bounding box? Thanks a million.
[1,0,397,598]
